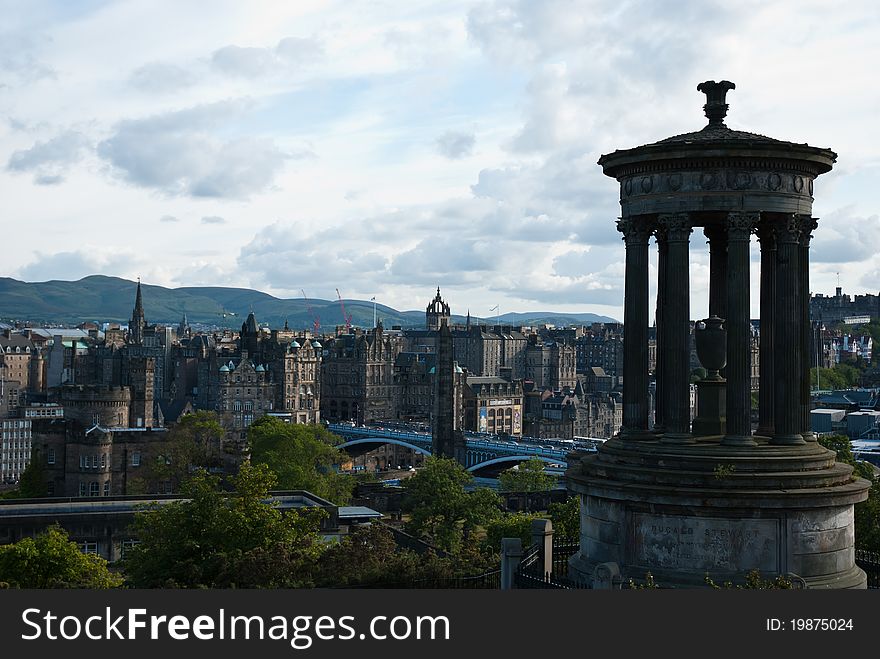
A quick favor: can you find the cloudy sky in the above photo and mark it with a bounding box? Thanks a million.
[2,0,879,321]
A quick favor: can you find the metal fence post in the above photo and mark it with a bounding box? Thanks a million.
[501,537,523,590]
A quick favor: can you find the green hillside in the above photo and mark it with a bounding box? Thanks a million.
[0,276,616,329]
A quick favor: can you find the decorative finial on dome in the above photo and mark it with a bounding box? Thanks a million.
[696,80,735,128]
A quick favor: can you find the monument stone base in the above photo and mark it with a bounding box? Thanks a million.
[566,437,871,588]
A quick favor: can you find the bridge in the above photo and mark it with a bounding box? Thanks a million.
[328,423,597,476]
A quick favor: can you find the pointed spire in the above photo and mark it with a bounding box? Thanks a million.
[129,277,146,345]
[134,277,143,313]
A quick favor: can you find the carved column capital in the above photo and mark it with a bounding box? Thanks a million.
[755,221,777,249]
[775,214,802,245]
[727,211,759,241]
[617,217,651,245]
[657,213,692,242]
[797,215,818,247]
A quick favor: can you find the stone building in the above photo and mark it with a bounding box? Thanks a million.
[525,337,577,390]
[811,287,880,324]
[463,375,523,436]
[0,332,38,417]
[321,324,403,424]
[217,354,277,438]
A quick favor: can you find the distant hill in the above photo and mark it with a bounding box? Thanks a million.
[0,276,617,329]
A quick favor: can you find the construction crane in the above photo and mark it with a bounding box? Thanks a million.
[336,288,352,333]
[301,289,321,335]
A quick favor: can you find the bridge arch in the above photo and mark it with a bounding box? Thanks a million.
[466,454,565,474]
[337,437,432,456]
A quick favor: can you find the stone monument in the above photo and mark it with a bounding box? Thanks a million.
[566,81,871,588]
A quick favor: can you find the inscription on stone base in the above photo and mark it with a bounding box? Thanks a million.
[630,513,779,573]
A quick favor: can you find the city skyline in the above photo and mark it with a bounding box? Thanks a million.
[2,1,879,321]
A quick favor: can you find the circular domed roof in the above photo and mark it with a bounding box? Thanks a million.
[289,340,301,350]
[219,364,229,372]
[311,340,322,348]
[597,81,836,218]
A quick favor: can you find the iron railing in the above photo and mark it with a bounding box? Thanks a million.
[514,537,589,589]
[855,549,880,589]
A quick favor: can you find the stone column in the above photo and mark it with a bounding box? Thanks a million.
[704,223,728,322]
[756,222,776,437]
[799,215,819,442]
[653,226,668,434]
[659,213,694,443]
[722,212,757,446]
[772,216,806,445]
[617,216,652,439]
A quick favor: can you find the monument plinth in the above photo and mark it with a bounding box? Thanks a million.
[567,81,871,588]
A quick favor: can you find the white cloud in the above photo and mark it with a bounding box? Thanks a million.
[436,130,475,159]
[96,100,293,198]
[7,130,90,184]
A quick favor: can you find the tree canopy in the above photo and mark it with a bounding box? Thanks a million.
[497,457,558,492]
[130,410,226,494]
[0,527,121,589]
[402,456,501,553]
[247,417,353,504]
[123,462,325,588]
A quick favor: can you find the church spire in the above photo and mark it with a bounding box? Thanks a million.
[129,278,146,345]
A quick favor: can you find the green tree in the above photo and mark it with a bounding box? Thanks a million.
[315,524,496,587]
[248,417,353,504]
[123,462,325,588]
[483,512,537,552]
[497,457,558,492]
[0,526,121,588]
[811,364,861,390]
[16,449,47,498]
[548,496,580,540]
[402,457,501,553]
[818,434,880,551]
[132,410,226,494]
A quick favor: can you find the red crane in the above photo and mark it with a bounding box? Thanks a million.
[336,288,352,333]
[301,289,321,335]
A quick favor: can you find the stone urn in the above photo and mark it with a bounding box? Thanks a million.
[694,316,726,380]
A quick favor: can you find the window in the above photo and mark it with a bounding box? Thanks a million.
[78,542,98,555]
[103,481,110,496]
[91,455,98,468]
[79,482,86,497]
[101,453,106,468]
[80,455,87,469]
[90,481,99,496]
[47,481,55,496]
[131,452,141,467]
[47,449,55,465]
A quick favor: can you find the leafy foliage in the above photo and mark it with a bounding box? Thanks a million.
[483,512,537,551]
[402,457,502,553]
[497,457,558,493]
[548,496,580,540]
[811,364,861,390]
[704,569,793,589]
[248,417,353,504]
[122,462,324,588]
[130,410,226,494]
[14,449,47,498]
[0,526,121,588]
[315,524,495,587]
